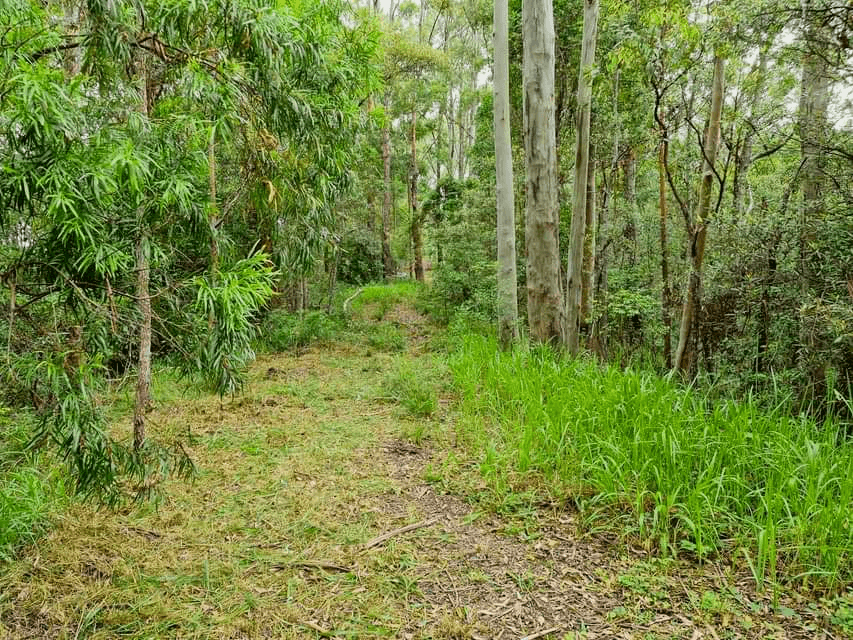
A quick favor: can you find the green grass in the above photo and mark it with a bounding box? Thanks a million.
[347,282,422,319]
[383,358,442,419]
[257,310,344,352]
[0,409,67,561]
[448,333,853,591]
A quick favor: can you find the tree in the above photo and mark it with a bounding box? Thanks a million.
[523,0,564,346]
[0,0,378,501]
[495,0,518,347]
[674,55,726,375]
[565,0,600,354]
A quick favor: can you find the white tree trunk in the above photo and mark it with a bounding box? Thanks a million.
[381,92,394,279]
[523,0,563,345]
[495,0,518,347]
[797,1,831,401]
[565,0,599,354]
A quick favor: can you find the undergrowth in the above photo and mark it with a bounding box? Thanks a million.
[448,333,853,592]
[257,281,423,354]
[0,408,67,561]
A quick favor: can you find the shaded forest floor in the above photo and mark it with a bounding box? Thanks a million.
[1,302,850,639]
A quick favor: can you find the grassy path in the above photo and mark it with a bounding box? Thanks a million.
[0,310,847,639]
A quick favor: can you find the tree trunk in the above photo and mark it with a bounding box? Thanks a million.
[674,55,725,375]
[208,126,219,275]
[133,230,151,451]
[592,69,620,357]
[797,1,831,404]
[523,0,563,346]
[565,0,599,354]
[62,3,82,77]
[622,146,637,263]
[366,191,375,231]
[326,246,340,314]
[732,48,768,217]
[658,130,673,369]
[495,0,518,348]
[382,91,394,279]
[6,269,15,359]
[410,109,425,282]
[580,148,596,327]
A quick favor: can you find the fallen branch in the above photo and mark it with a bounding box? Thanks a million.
[295,620,333,637]
[519,628,560,640]
[286,560,353,573]
[343,287,364,314]
[362,517,439,551]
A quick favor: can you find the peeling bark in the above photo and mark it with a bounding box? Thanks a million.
[495,0,518,347]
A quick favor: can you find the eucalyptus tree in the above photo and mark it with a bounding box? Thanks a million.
[673,55,726,375]
[523,0,564,346]
[565,0,599,354]
[494,0,518,347]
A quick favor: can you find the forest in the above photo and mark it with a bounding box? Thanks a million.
[1,0,852,637]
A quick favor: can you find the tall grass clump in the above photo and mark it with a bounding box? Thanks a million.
[449,334,853,590]
[0,408,67,561]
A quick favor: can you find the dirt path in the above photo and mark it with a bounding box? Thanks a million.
[0,318,846,639]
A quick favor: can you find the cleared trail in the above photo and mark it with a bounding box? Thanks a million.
[0,307,843,639]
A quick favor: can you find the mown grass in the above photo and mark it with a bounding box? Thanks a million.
[448,333,853,591]
[0,348,428,638]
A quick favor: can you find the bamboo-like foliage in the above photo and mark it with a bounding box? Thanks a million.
[0,0,379,502]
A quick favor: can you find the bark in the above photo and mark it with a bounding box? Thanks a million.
[674,55,726,375]
[797,2,831,402]
[622,146,637,260]
[580,149,596,326]
[410,110,425,282]
[798,6,830,294]
[208,127,219,276]
[62,3,82,76]
[6,269,15,358]
[565,0,599,354]
[447,92,457,181]
[366,192,375,232]
[495,0,518,348]
[133,231,151,451]
[381,91,394,279]
[523,0,564,346]
[658,131,673,369]
[591,70,620,357]
[326,246,340,314]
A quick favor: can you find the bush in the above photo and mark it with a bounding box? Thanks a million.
[337,230,384,285]
[258,310,342,352]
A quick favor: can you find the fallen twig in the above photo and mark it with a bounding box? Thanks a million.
[296,620,333,637]
[343,287,364,314]
[286,560,353,573]
[362,517,439,551]
[519,628,560,640]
